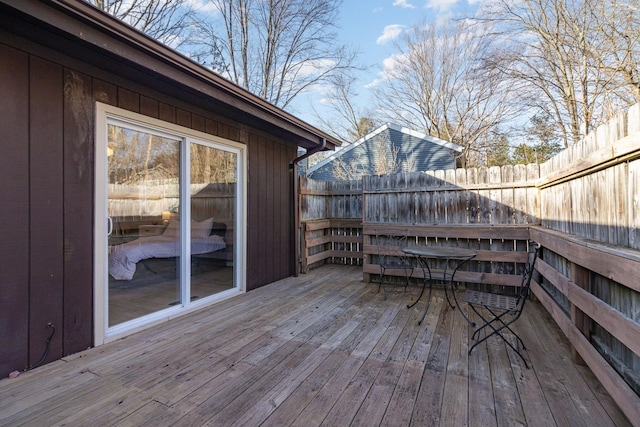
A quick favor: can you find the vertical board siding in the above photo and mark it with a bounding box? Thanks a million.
[62,69,94,355]
[247,133,259,289]
[265,138,275,283]
[0,44,30,375]
[29,57,64,366]
[1,33,297,375]
[140,95,160,118]
[247,135,295,291]
[255,136,268,288]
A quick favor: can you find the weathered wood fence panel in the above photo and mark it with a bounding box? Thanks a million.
[359,165,540,290]
[361,164,539,225]
[298,103,640,420]
[536,103,640,405]
[298,178,363,270]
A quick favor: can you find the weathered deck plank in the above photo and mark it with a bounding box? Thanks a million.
[0,265,632,426]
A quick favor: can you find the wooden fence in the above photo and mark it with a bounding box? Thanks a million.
[108,182,236,237]
[298,103,640,422]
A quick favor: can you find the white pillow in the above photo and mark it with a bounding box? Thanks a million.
[191,218,214,238]
[163,220,180,237]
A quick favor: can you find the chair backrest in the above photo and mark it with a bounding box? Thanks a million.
[375,230,410,265]
[518,242,540,300]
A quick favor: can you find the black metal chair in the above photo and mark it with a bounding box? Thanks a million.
[462,242,540,368]
[375,230,414,299]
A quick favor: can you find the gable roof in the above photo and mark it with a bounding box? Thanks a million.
[306,123,463,179]
[0,0,340,152]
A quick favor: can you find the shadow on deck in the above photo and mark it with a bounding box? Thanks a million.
[0,265,632,426]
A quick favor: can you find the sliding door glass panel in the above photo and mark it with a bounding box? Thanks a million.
[107,123,181,326]
[189,142,237,299]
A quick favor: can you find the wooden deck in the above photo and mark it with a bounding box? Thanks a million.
[0,265,631,426]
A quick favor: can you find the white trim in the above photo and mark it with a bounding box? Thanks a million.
[102,288,242,344]
[94,104,109,343]
[94,102,247,346]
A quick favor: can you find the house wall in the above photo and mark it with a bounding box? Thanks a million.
[309,127,457,180]
[0,22,296,376]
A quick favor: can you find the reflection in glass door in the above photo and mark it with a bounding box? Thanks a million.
[106,124,181,326]
[189,142,237,300]
[101,114,241,333]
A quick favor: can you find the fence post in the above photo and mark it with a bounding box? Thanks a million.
[300,221,308,274]
[362,229,372,283]
[571,263,591,365]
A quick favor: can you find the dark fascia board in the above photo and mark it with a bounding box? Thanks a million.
[0,0,339,151]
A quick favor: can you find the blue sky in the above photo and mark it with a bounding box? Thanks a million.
[295,0,480,129]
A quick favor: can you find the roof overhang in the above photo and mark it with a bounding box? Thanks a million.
[0,0,340,151]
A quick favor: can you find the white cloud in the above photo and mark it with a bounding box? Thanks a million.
[364,77,385,89]
[186,0,220,14]
[296,58,338,79]
[424,0,459,12]
[364,52,407,88]
[381,53,407,76]
[376,24,405,44]
[393,0,416,8]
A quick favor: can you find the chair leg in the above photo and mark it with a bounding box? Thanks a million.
[417,282,433,325]
[403,267,413,292]
[469,306,510,340]
[482,307,527,350]
[379,268,387,299]
[468,306,530,368]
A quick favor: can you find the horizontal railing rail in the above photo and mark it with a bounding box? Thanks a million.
[300,218,363,273]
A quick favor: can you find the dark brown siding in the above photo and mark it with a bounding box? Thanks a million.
[0,44,30,375]
[0,28,296,375]
[29,57,64,366]
[63,70,94,355]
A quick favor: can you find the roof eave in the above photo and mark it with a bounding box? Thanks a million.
[1,0,339,151]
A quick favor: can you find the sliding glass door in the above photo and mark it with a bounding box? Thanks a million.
[189,143,237,300]
[106,123,182,326]
[95,104,244,343]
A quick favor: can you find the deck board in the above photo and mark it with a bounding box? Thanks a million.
[0,265,632,426]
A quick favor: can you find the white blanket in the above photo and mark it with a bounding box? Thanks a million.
[109,234,226,280]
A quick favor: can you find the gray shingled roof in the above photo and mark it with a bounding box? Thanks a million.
[306,124,463,180]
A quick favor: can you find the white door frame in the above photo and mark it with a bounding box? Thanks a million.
[94,102,246,345]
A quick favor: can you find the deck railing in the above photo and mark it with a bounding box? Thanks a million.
[298,103,640,423]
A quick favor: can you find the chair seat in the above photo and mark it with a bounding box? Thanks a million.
[463,289,518,311]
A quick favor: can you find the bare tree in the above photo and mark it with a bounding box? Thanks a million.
[86,0,196,48]
[331,154,362,181]
[477,0,640,147]
[188,0,357,109]
[372,20,516,167]
[586,0,640,110]
[311,73,379,142]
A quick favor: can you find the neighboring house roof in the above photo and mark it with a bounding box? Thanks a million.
[1,0,340,152]
[306,123,463,180]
